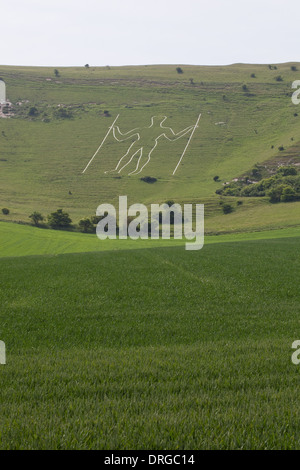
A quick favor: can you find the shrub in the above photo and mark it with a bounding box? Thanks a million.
[1,208,9,215]
[277,166,297,176]
[280,186,297,202]
[268,185,286,203]
[176,67,183,74]
[251,168,261,179]
[213,176,220,182]
[275,75,283,82]
[222,203,233,214]
[79,218,94,233]
[28,106,39,117]
[291,66,297,71]
[165,200,175,207]
[55,108,73,119]
[29,211,44,226]
[47,209,72,229]
[140,176,157,184]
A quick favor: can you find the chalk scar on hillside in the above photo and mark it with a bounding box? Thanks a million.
[82,114,201,176]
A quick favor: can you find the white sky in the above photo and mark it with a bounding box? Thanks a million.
[1,0,299,66]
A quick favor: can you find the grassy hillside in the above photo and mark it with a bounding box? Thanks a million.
[1,63,300,231]
[1,220,300,258]
[0,237,300,449]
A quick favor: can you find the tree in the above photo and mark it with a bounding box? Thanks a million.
[78,218,94,233]
[176,67,183,74]
[85,64,90,68]
[268,185,285,203]
[54,69,60,77]
[1,208,9,215]
[29,211,44,226]
[280,186,297,202]
[47,209,72,229]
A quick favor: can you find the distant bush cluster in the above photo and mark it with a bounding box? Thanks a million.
[28,200,191,234]
[140,176,157,184]
[216,166,300,203]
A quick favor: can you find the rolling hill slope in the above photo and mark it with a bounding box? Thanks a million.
[0,63,300,232]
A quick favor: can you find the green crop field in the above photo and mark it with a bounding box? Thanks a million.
[1,63,300,450]
[0,237,300,449]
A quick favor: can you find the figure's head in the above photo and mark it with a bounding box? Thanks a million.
[150,115,167,126]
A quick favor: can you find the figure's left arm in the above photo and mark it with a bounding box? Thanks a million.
[163,125,194,141]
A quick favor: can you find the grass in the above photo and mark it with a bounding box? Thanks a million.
[1,236,300,449]
[1,220,300,258]
[1,62,300,450]
[1,63,300,231]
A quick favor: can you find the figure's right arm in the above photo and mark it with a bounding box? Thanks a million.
[113,126,139,142]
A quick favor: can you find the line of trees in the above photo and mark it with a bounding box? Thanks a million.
[28,202,187,234]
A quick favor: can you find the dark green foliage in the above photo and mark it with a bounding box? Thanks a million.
[176,67,183,74]
[165,200,175,207]
[29,211,44,226]
[1,208,9,215]
[217,165,300,203]
[213,175,220,182]
[54,107,73,119]
[140,176,157,184]
[47,209,72,229]
[28,106,39,117]
[78,218,94,233]
[280,186,297,202]
[222,203,234,214]
[278,166,297,176]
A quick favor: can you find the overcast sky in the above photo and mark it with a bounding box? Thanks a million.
[1,0,299,67]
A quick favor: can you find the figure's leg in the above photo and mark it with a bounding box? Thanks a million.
[118,147,143,173]
[104,141,137,174]
[129,143,157,175]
